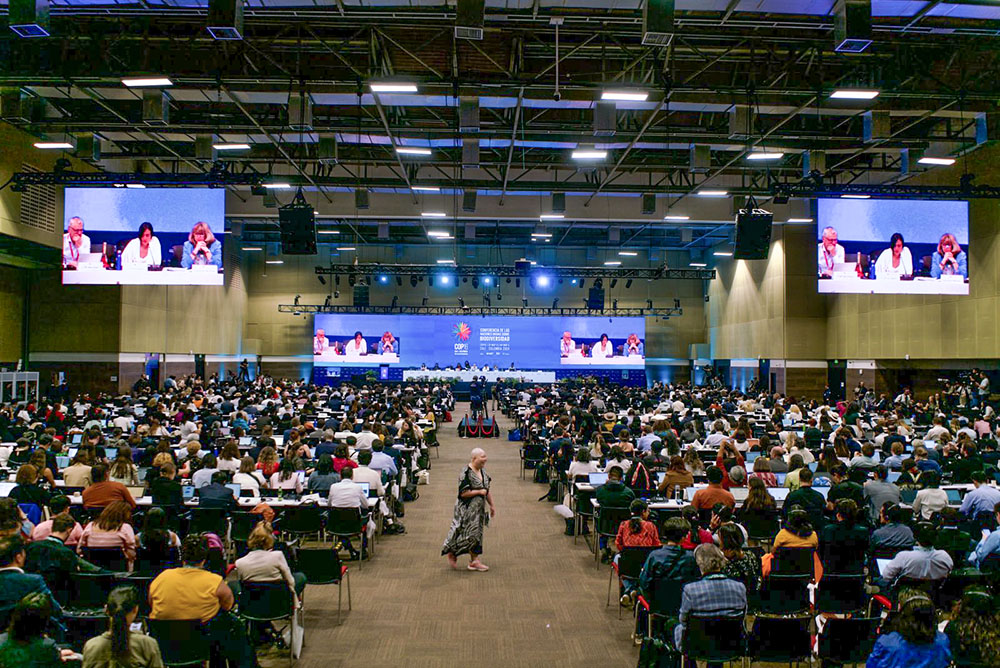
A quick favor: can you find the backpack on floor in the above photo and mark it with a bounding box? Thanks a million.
[403,481,419,502]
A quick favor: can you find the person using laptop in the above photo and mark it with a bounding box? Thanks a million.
[878,522,953,589]
[196,472,238,511]
[958,470,1000,518]
[352,450,385,497]
[327,467,369,561]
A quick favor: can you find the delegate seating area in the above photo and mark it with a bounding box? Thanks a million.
[508,377,1000,667]
[0,376,451,666]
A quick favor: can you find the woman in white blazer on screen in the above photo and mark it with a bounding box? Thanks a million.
[591,334,614,359]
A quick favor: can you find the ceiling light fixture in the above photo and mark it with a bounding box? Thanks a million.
[787,218,814,223]
[603,260,622,266]
[317,230,341,235]
[571,149,608,160]
[370,83,419,93]
[539,214,565,220]
[830,89,880,100]
[336,246,356,251]
[713,251,733,257]
[33,141,74,149]
[436,259,456,264]
[696,190,729,197]
[601,90,649,102]
[411,186,440,192]
[421,212,448,218]
[213,143,251,150]
[746,152,785,161]
[264,183,292,189]
[618,251,638,256]
[664,214,690,221]
[841,194,871,199]
[396,147,432,156]
[122,77,174,87]
[265,260,284,264]
[918,157,956,166]
[242,247,263,251]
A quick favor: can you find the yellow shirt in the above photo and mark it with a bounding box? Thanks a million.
[149,567,223,622]
[772,528,819,550]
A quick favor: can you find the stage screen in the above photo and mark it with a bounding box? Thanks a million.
[62,187,226,286]
[312,315,646,369]
[816,198,969,295]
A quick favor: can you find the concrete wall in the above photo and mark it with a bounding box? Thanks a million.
[0,266,25,364]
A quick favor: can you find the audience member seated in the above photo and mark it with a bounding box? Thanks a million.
[233,456,266,495]
[783,467,826,531]
[867,588,951,668]
[672,544,747,651]
[637,518,700,636]
[820,499,869,573]
[368,441,399,479]
[353,450,385,497]
[864,465,901,524]
[78,501,137,570]
[912,472,948,521]
[719,523,761,595]
[136,508,180,573]
[25,514,101,601]
[944,585,999,667]
[9,464,50,509]
[872,503,916,551]
[959,470,1000,518]
[81,465,136,510]
[0,536,62,623]
[967,502,1000,569]
[594,466,636,562]
[82,586,164,667]
[879,522,954,588]
[332,444,358,475]
[197,471,238,510]
[30,496,83,546]
[306,454,340,494]
[149,535,256,668]
[0,592,69,667]
[327,466,369,560]
[268,459,304,494]
[736,478,779,542]
[0,499,32,540]
[657,456,693,497]
[233,521,306,606]
[191,453,219,489]
[149,461,183,508]
[613,499,660,607]
[108,447,139,486]
[769,508,819,567]
[691,466,735,512]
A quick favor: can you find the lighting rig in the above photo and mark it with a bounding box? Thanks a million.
[313,263,715,281]
[277,303,684,318]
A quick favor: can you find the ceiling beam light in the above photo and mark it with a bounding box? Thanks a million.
[242,247,263,251]
[539,214,564,220]
[421,212,447,218]
[317,230,341,235]
[603,260,622,266]
[601,90,649,102]
[830,89,880,100]
[265,260,284,264]
[918,157,956,166]
[370,83,418,93]
[530,232,553,238]
[264,183,291,189]
[713,251,733,257]
[571,149,608,160]
[396,146,432,156]
[618,251,638,256]
[121,77,173,88]
[787,218,814,223]
[689,262,708,267]
[746,152,785,161]
[841,194,871,199]
[411,186,440,192]
[696,190,728,197]
[664,214,690,221]
[33,138,75,150]
[436,259,456,264]
[427,230,451,237]
[212,142,250,150]
[336,247,356,251]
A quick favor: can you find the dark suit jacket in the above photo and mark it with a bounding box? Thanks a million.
[197,484,237,510]
[0,569,62,620]
[24,537,96,604]
[149,476,183,508]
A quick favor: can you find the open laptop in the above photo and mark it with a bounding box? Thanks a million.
[239,436,253,447]
[0,482,15,498]
[770,488,791,502]
[226,483,242,500]
[104,447,118,460]
[182,486,196,500]
[887,471,902,483]
[588,472,609,487]
[70,433,83,445]
[746,451,761,464]
[875,558,893,579]
[775,473,787,486]
[946,488,963,505]
[126,486,145,500]
[814,486,831,499]
[358,482,375,498]
[55,456,70,469]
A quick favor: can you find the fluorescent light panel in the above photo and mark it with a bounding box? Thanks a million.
[918,157,956,166]
[713,251,733,257]
[618,251,638,256]
[396,147,432,156]
[242,247,263,251]
[421,212,447,218]
[265,260,284,264]
[436,259,456,264]
[841,194,871,199]
[539,214,564,220]
[696,190,728,197]
[830,89,880,100]
[33,142,73,149]
[601,90,648,102]
[664,214,690,221]
[122,77,173,87]
[571,149,608,160]
[427,231,451,238]
[603,261,622,266]
[336,247,356,251]
[787,218,814,223]
[125,184,146,189]
[370,83,418,93]
[690,262,708,267]
[317,230,341,235]
[264,183,291,189]
[531,233,553,238]
[411,186,440,192]
[213,143,251,150]
[747,152,785,160]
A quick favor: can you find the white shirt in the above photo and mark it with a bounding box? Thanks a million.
[925,425,949,441]
[817,242,845,274]
[874,247,913,278]
[112,415,134,431]
[313,335,328,354]
[354,431,377,450]
[592,340,613,359]
[352,466,385,497]
[560,338,576,356]
[120,237,162,267]
[233,471,264,493]
[63,232,91,265]
[327,479,368,510]
[346,338,367,355]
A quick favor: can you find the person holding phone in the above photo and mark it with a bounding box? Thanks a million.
[181,221,221,269]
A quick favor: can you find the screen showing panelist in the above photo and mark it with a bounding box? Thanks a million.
[872,232,913,279]
[931,233,967,278]
[560,331,576,357]
[817,225,845,278]
[63,216,91,267]
[181,222,222,269]
[121,222,162,268]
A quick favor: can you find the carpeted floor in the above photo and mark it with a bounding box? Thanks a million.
[270,402,637,668]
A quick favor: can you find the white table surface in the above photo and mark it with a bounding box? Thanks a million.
[402,370,557,382]
[818,276,968,295]
[63,267,224,286]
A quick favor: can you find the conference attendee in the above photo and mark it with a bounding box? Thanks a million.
[180,221,222,269]
[62,451,93,488]
[944,585,998,668]
[826,464,865,511]
[377,331,397,354]
[864,466,902,523]
[9,464,49,508]
[736,478,779,540]
[719,523,761,595]
[233,456,265,495]
[959,470,1000,518]
[930,232,968,279]
[149,535,255,668]
[559,331,576,357]
[637,518,701,636]
[867,589,951,668]
[197,471,238,510]
[217,441,242,473]
[657,456,694,498]
[63,216,91,268]
[613,499,660,606]
[30,495,84,546]
[591,334,614,359]
[329,467,371,562]
[233,522,306,606]
[817,225,845,278]
[0,535,63,625]
[873,232,913,279]
[771,508,819,553]
[441,448,494,572]
[345,331,368,356]
[872,503,915,551]
[82,464,136,510]
[25,514,101,602]
[82,586,164,668]
[120,222,162,268]
[967,502,1000,569]
[673,544,747,652]
[766,447,788,473]
[313,329,329,354]
[625,333,643,356]
[912,472,948,520]
[783,467,826,531]
[0,592,68,667]
[368,441,398,479]
[78,501,137,568]
[820,499,869,573]
[135,508,180,571]
[748,458,777,487]
[691,466,735,511]
[149,461,183,508]
[635,425,661,454]
[880,522,953,585]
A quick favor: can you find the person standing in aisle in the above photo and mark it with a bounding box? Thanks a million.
[442,448,495,572]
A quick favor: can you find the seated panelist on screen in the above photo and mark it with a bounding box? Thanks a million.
[930,232,968,279]
[120,222,162,268]
[63,216,91,267]
[181,221,222,269]
[625,333,644,356]
[345,331,368,356]
[378,331,397,354]
[559,331,576,357]
[817,225,845,278]
[873,232,913,279]
[591,333,614,359]
[314,329,329,354]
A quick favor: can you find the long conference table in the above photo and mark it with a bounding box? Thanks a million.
[67,491,379,509]
[818,276,968,294]
[402,369,557,382]
[62,267,224,285]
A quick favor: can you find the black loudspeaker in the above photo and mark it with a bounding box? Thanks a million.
[733,209,773,260]
[587,287,605,310]
[194,354,206,380]
[353,284,370,307]
[279,205,317,255]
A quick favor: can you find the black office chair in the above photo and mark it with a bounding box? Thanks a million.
[66,572,117,612]
[606,545,657,618]
[326,507,367,569]
[593,505,631,567]
[236,581,296,666]
[572,476,595,545]
[816,573,868,614]
[185,508,229,540]
[817,617,881,667]
[147,618,213,667]
[681,614,747,665]
[113,574,155,618]
[278,505,326,542]
[750,615,812,665]
[296,547,351,624]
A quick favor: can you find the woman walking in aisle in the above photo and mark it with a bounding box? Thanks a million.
[442,448,496,572]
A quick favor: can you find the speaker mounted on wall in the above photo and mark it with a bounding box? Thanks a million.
[278,188,317,255]
[733,195,773,260]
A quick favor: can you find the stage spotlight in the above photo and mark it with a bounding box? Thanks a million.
[422,297,429,306]
[515,278,521,288]
[324,295,331,307]
[552,298,559,309]
[626,279,633,289]
[483,276,492,286]
[594,278,603,289]
[496,292,502,301]
[536,275,551,288]
[396,276,403,287]
[318,275,326,285]
[440,275,452,285]
[570,278,577,285]
[610,278,618,288]
[522,298,528,307]
[472,276,479,289]
[294,294,301,306]
[410,276,418,287]
[506,277,512,284]
[674,298,681,308]
[379,275,389,284]
[462,277,468,284]
[348,276,356,287]
[647,299,653,309]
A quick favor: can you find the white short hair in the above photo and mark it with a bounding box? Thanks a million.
[470,447,486,458]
